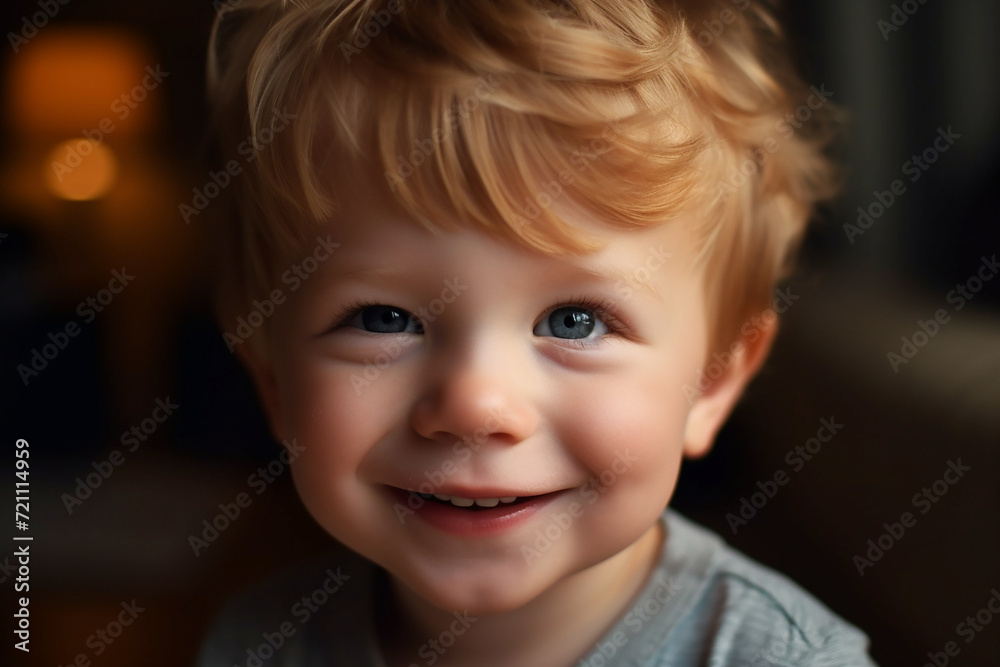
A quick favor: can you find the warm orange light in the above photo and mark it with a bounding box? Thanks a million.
[7,29,157,139]
[44,138,118,201]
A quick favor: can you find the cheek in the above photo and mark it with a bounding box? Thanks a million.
[276,342,415,440]
[274,355,400,501]
[281,364,358,447]
[556,362,692,495]
[559,351,694,446]
[553,376,686,567]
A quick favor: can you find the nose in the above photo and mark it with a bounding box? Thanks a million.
[409,342,539,446]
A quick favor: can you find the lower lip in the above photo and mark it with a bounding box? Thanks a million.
[387,487,562,538]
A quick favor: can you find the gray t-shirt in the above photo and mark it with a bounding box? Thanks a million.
[197,511,876,666]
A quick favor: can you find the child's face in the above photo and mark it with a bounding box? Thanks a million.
[251,175,752,614]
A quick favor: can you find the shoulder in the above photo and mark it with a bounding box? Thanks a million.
[658,510,877,666]
[195,547,377,667]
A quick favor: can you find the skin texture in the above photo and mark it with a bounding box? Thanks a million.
[241,172,775,666]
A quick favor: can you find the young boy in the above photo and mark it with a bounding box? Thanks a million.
[199,0,875,664]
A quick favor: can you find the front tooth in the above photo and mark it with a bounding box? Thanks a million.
[449,496,475,507]
[433,494,450,501]
[474,498,499,508]
[499,497,517,504]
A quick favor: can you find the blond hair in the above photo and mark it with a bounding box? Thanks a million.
[207,0,838,355]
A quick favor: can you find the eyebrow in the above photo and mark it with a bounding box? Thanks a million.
[328,266,408,282]
[569,262,662,300]
[326,261,661,299]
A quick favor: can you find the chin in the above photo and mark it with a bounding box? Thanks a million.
[391,560,555,616]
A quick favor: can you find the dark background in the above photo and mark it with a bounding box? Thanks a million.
[1,1,998,665]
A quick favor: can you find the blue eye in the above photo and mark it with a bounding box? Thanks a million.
[534,306,610,340]
[345,305,423,334]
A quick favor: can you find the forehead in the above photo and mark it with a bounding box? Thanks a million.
[309,171,700,301]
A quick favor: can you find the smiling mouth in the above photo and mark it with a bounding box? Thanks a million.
[392,487,564,535]
[411,492,523,509]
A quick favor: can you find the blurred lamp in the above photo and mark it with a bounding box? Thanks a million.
[44,139,118,201]
[7,28,155,137]
[5,28,157,202]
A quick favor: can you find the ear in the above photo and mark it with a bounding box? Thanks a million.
[235,342,286,442]
[683,313,778,459]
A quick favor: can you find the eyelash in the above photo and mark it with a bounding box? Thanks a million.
[328,297,390,333]
[546,295,632,339]
[327,295,632,338]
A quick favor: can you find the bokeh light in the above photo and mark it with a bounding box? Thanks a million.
[43,138,118,200]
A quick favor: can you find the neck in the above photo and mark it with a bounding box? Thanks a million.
[378,521,664,667]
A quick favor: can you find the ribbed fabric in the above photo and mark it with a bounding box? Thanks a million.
[197,510,876,666]
[575,511,876,666]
